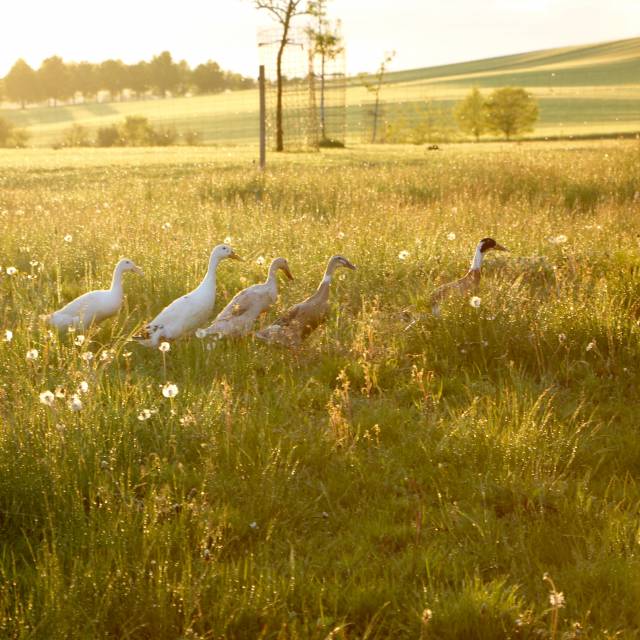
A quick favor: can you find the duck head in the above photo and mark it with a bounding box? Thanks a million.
[270,257,294,280]
[118,258,144,276]
[479,237,509,253]
[328,255,357,273]
[212,243,242,263]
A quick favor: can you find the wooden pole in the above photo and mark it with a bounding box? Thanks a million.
[259,64,266,170]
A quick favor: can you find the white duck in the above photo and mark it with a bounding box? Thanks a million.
[45,258,143,331]
[133,244,241,347]
[197,257,293,339]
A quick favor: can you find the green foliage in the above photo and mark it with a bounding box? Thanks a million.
[485,87,539,140]
[0,142,639,636]
[60,124,92,148]
[455,87,488,141]
[95,125,120,147]
[4,58,40,108]
[0,116,29,147]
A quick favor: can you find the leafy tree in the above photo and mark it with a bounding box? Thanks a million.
[192,61,225,94]
[308,0,343,141]
[70,62,100,102]
[5,59,41,108]
[99,59,127,101]
[38,56,72,106]
[128,61,150,99]
[484,87,539,140]
[149,51,180,97]
[455,87,487,141]
[253,0,309,151]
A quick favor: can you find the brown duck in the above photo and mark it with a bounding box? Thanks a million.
[430,237,508,317]
[255,255,356,347]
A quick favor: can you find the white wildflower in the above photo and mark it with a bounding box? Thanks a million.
[470,296,481,308]
[549,591,565,608]
[159,341,171,353]
[81,351,94,362]
[39,390,55,407]
[549,234,567,245]
[446,232,456,241]
[77,380,89,394]
[74,335,85,347]
[256,255,265,266]
[162,383,179,398]
[398,250,410,261]
[161,222,172,231]
[337,231,345,240]
[26,348,39,361]
[6,266,17,276]
[586,340,596,352]
[138,408,153,421]
[224,235,232,244]
[3,329,13,342]
[249,521,258,530]
[195,328,207,339]
[63,234,73,243]
[558,333,567,343]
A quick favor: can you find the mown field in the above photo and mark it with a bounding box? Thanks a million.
[1,140,640,638]
[2,37,639,146]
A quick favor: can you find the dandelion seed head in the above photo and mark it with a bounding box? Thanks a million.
[161,222,172,231]
[6,266,17,276]
[558,333,567,343]
[159,341,171,353]
[256,255,265,266]
[398,250,410,261]
[63,234,73,243]
[26,348,39,361]
[224,235,232,244]
[447,232,456,241]
[549,591,565,608]
[162,383,179,399]
[39,390,55,407]
[74,335,86,346]
[3,329,13,342]
[586,341,596,352]
[337,231,345,240]
[195,328,207,339]
[81,352,94,362]
[138,409,153,421]
[78,381,89,394]
[69,395,83,412]
[470,296,482,308]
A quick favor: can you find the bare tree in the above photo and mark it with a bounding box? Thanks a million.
[360,51,395,143]
[308,0,343,141]
[254,0,309,151]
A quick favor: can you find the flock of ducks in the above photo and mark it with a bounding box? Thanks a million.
[44,237,507,348]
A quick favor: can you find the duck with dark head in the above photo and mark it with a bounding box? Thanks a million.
[430,237,508,317]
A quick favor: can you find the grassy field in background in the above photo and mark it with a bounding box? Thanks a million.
[1,37,639,147]
[1,140,640,638]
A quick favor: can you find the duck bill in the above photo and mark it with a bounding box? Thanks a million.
[229,251,243,261]
[282,266,294,280]
[343,260,357,270]
[494,243,509,252]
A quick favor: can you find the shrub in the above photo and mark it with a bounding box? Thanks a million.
[151,125,178,146]
[119,116,155,146]
[0,116,29,148]
[61,124,92,148]
[96,125,121,147]
[182,129,202,146]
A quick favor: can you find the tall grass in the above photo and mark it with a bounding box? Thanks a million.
[0,141,639,638]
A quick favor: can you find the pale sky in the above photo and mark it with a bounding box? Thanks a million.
[2,0,639,79]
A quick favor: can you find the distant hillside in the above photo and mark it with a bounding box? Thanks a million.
[2,37,639,146]
[379,37,640,87]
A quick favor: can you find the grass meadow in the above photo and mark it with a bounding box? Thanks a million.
[1,140,640,638]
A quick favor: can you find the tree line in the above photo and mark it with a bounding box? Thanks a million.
[0,52,256,109]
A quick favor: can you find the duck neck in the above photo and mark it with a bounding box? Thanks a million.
[470,245,484,272]
[266,262,280,288]
[110,264,125,297]
[200,254,221,291]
